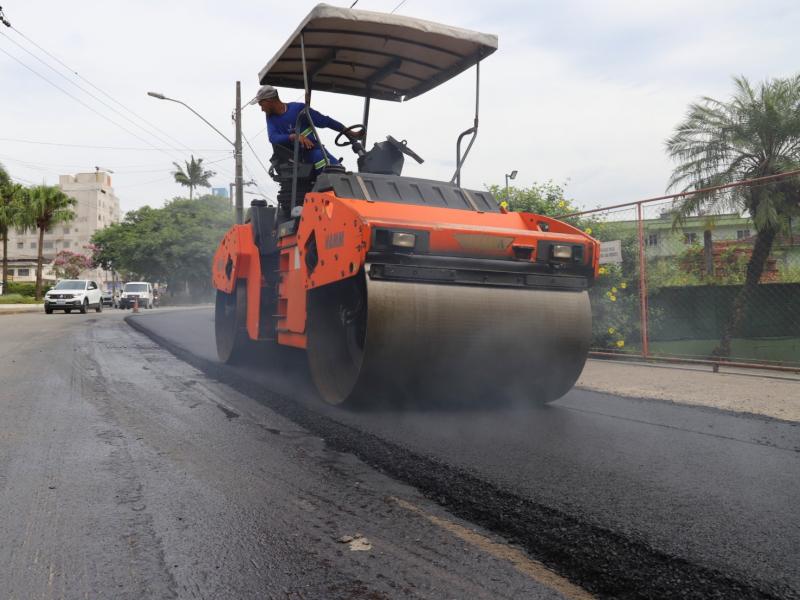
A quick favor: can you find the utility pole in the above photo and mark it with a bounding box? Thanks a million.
[234,81,244,225]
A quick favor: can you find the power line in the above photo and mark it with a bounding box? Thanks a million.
[0,137,230,152]
[242,132,271,178]
[7,24,204,157]
[0,29,194,159]
[391,0,408,13]
[0,44,187,165]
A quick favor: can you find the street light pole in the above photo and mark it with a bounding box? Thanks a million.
[147,86,245,224]
[505,169,518,205]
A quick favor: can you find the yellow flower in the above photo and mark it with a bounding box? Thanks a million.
[598,267,606,275]
[500,200,509,210]
[610,295,617,302]
[558,200,567,208]
[611,287,618,293]
[608,327,616,335]
[620,282,627,289]
[584,227,593,235]
[616,340,625,348]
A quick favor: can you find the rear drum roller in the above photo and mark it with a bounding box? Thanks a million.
[307,269,592,408]
[215,280,250,364]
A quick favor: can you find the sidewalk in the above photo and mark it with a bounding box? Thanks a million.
[0,304,42,315]
[577,358,800,422]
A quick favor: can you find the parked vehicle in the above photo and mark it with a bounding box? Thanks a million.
[101,290,114,307]
[118,282,154,309]
[44,280,103,314]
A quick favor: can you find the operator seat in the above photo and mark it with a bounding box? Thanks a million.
[269,144,345,218]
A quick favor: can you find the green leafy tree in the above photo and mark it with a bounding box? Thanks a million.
[666,75,800,357]
[172,155,216,200]
[0,164,29,294]
[92,195,233,298]
[20,185,77,299]
[488,180,577,215]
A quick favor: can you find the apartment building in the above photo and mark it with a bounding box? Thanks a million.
[2,171,120,284]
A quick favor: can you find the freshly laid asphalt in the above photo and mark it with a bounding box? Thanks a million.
[127,306,800,599]
[0,310,572,600]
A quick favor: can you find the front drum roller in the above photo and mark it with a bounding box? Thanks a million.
[215,280,250,364]
[307,270,591,407]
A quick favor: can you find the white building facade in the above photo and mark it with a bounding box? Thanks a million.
[2,171,121,285]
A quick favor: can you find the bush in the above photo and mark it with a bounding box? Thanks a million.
[0,293,42,304]
[3,282,52,297]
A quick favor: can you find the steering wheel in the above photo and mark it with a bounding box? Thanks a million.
[335,124,366,147]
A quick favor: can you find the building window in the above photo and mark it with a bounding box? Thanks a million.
[16,242,23,249]
[737,229,751,240]
[74,228,79,233]
[44,241,54,249]
[684,232,698,245]
[7,269,13,276]
[63,240,71,248]
[30,242,37,249]
[17,268,30,277]
[63,227,70,234]
[646,233,658,247]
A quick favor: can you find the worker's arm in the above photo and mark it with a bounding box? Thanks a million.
[307,107,345,133]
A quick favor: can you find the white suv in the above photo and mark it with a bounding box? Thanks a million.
[44,279,103,314]
[119,282,154,309]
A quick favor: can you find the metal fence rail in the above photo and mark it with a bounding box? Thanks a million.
[562,170,800,372]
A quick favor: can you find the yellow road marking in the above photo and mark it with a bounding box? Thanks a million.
[391,497,594,600]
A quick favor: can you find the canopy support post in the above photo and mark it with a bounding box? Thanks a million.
[290,31,329,216]
[450,60,481,188]
[362,94,371,148]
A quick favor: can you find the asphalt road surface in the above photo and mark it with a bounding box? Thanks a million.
[2,308,799,599]
[0,310,579,600]
[125,307,800,600]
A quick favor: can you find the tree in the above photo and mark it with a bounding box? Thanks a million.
[666,75,800,357]
[92,194,233,298]
[52,249,94,279]
[172,155,216,200]
[20,185,77,300]
[488,180,578,216]
[0,164,28,294]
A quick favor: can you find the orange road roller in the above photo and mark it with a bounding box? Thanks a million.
[211,4,600,407]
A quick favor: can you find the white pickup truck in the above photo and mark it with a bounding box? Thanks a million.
[118,282,154,309]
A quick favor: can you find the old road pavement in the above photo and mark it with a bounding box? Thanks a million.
[2,307,799,599]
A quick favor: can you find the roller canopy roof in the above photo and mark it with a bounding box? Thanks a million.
[258,3,497,102]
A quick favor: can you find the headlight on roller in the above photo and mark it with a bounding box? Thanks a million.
[552,244,573,259]
[391,232,416,249]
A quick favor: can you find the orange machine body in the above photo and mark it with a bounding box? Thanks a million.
[212,190,600,351]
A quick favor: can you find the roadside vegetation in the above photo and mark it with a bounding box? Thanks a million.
[665,75,800,357]
[0,163,77,300]
[92,195,233,300]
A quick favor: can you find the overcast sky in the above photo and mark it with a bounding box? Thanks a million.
[1,0,799,214]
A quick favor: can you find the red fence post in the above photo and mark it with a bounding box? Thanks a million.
[636,202,650,358]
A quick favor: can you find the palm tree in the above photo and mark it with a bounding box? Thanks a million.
[0,164,28,295]
[21,185,77,300]
[172,155,216,200]
[666,75,800,358]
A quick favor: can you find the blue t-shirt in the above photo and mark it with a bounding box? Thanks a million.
[266,102,345,147]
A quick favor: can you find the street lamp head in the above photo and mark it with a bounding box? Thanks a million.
[147,91,166,100]
[509,170,518,180]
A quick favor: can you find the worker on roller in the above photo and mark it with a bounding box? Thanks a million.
[252,84,362,173]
